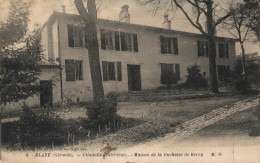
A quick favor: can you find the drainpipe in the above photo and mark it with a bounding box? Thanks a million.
[57,22,63,102]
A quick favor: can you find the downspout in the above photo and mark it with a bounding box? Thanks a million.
[57,21,63,102]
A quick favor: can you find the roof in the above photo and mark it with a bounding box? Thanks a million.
[38,59,60,69]
[44,11,237,42]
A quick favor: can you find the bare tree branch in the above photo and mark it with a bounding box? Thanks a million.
[172,0,207,35]
[74,0,90,22]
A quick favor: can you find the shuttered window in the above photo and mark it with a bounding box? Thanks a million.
[161,63,174,84]
[197,40,209,57]
[102,61,122,81]
[65,60,83,81]
[67,24,85,48]
[219,43,229,58]
[160,36,178,55]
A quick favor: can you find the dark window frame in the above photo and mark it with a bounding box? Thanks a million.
[65,59,83,81]
[160,36,178,55]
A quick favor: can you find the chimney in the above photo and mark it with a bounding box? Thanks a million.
[162,14,171,29]
[119,5,130,23]
[62,5,65,13]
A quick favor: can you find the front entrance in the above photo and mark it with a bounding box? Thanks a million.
[127,65,142,91]
[40,80,53,107]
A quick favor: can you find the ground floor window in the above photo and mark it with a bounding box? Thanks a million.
[102,61,122,81]
[217,65,230,82]
[65,59,83,81]
[160,63,180,84]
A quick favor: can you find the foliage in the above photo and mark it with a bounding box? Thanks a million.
[19,105,67,147]
[226,61,260,93]
[0,0,42,104]
[185,65,207,89]
[84,93,121,130]
[161,71,178,87]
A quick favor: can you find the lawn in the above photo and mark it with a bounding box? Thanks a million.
[73,94,254,149]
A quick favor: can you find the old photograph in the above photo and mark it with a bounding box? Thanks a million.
[0,0,260,162]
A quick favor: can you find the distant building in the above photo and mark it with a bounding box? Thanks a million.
[4,5,237,109]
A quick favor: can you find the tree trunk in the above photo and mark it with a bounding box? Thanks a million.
[240,43,246,79]
[208,38,219,93]
[207,0,219,93]
[0,52,2,160]
[74,0,104,103]
[85,21,105,103]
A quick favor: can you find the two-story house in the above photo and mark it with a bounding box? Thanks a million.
[4,5,237,109]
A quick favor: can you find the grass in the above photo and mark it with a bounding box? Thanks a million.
[77,94,254,148]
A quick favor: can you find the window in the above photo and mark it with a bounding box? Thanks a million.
[219,43,229,58]
[160,63,180,84]
[100,29,138,52]
[65,60,83,81]
[217,65,230,82]
[67,24,86,48]
[102,61,122,81]
[197,40,209,57]
[121,32,138,52]
[160,36,178,55]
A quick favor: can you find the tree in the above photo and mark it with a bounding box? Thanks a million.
[138,0,231,93]
[221,2,258,80]
[74,0,104,103]
[0,0,40,159]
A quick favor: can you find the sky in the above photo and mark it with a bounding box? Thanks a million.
[0,0,259,55]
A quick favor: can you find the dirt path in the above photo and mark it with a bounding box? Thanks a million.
[120,96,259,151]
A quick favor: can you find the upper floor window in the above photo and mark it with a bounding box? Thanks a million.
[102,61,122,81]
[219,43,229,58]
[67,24,87,48]
[197,40,209,57]
[65,59,83,81]
[160,36,178,55]
[100,29,138,52]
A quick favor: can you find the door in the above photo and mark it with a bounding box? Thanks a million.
[127,65,141,91]
[40,80,53,107]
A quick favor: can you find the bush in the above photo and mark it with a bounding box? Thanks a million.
[19,105,67,147]
[185,65,207,89]
[84,93,121,130]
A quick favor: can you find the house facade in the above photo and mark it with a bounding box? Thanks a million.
[3,6,237,109]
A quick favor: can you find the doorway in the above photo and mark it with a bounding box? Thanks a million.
[127,65,141,91]
[40,80,53,107]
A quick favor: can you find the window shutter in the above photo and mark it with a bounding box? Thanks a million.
[102,61,108,81]
[201,41,205,56]
[173,37,178,55]
[175,64,180,81]
[197,40,201,56]
[117,62,122,81]
[214,42,217,57]
[219,43,223,58]
[226,43,229,58]
[205,41,209,57]
[100,29,106,49]
[65,60,75,81]
[75,61,83,80]
[67,24,74,47]
[108,62,116,80]
[167,37,172,54]
[120,32,126,51]
[115,31,120,51]
[133,34,138,52]
[160,36,166,54]
[84,30,88,49]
